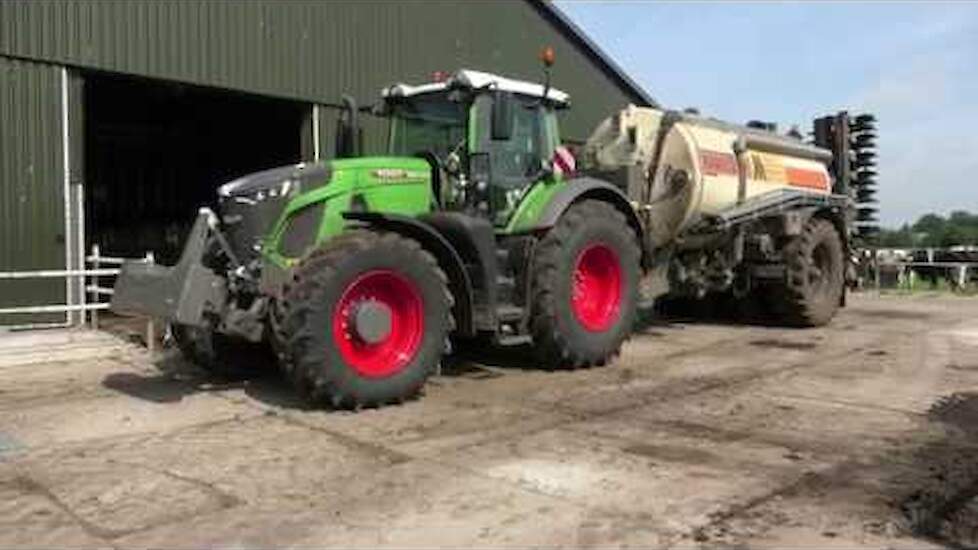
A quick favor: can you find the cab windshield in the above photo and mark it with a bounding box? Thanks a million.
[388,92,467,159]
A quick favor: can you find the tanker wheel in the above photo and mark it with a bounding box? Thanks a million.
[774,217,844,327]
[530,200,640,369]
[170,322,269,379]
[282,230,452,409]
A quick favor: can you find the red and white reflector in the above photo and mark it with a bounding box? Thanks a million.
[552,145,576,177]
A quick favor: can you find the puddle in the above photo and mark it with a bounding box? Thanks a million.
[0,432,22,457]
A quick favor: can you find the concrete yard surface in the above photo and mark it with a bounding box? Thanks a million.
[2,294,978,548]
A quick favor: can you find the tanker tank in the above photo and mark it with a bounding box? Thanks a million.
[583,105,834,247]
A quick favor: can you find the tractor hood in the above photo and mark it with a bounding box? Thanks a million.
[217,162,331,264]
[217,162,331,201]
[215,157,431,265]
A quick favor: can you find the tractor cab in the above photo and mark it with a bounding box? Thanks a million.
[379,69,570,226]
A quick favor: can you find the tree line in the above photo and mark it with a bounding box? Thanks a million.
[876,211,978,248]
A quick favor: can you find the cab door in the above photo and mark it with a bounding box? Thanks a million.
[471,93,553,226]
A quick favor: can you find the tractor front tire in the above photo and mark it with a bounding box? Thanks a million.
[773,217,845,326]
[282,230,452,409]
[530,200,640,369]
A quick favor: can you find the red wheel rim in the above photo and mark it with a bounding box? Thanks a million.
[571,243,622,332]
[331,270,424,378]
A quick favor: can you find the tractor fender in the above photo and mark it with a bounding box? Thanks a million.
[342,211,475,337]
[534,177,649,268]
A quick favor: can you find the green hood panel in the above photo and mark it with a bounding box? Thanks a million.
[264,156,434,267]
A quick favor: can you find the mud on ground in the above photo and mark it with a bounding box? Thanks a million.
[2,293,978,548]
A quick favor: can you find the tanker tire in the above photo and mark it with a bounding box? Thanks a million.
[530,200,640,369]
[774,217,844,327]
[282,230,452,409]
[170,323,268,379]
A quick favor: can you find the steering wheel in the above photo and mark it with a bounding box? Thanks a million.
[415,137,468,205]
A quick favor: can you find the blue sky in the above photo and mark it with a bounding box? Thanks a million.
[557,1,978,227]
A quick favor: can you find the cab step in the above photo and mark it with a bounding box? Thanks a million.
[496,304,525,323]
[495,334,532,347]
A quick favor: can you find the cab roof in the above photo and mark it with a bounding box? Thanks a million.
[382,69,570,105]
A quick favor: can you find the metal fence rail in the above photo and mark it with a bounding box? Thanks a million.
[0,245,156,345]
[865,260,978,292]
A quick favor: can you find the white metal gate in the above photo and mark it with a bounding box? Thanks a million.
[0,245,155,336]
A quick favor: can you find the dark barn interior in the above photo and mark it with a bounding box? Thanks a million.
[84,74,308,263]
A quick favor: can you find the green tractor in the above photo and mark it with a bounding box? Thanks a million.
[112,64,645,408]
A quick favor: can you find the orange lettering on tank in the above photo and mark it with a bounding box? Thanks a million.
[699,150,738,176]
[785,167,829,190]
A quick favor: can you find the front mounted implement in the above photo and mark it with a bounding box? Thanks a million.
[110,209,227,328]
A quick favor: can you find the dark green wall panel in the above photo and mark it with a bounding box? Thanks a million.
[0,0,641,142]
[0,57,66,324]
[0,1,649,323]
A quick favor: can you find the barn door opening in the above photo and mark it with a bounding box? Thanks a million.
[84,73,308,263]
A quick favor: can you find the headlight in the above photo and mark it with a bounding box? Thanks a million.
[218,162,331,201]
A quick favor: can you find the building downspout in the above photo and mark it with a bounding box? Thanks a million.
[312,104,321,162]
[60,67,76,326]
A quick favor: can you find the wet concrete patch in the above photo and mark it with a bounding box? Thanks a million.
[750,339,818,351]
[897,446,978,548]
[622,442,722,466]
[948,363,978,372]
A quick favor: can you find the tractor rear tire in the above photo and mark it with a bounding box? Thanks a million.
[773,217,844,327]
[170,323,268,379]
[282,230,452,409]
[530,200,640,369]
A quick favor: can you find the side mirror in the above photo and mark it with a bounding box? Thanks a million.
[469,152,491,185]
[491,91,514,141]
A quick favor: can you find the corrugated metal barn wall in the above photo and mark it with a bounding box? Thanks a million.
[0,57,67,324]
[0,0,638,146]
[0,1,645,325]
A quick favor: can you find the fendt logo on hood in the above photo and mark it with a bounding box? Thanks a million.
[370,168,428,182]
